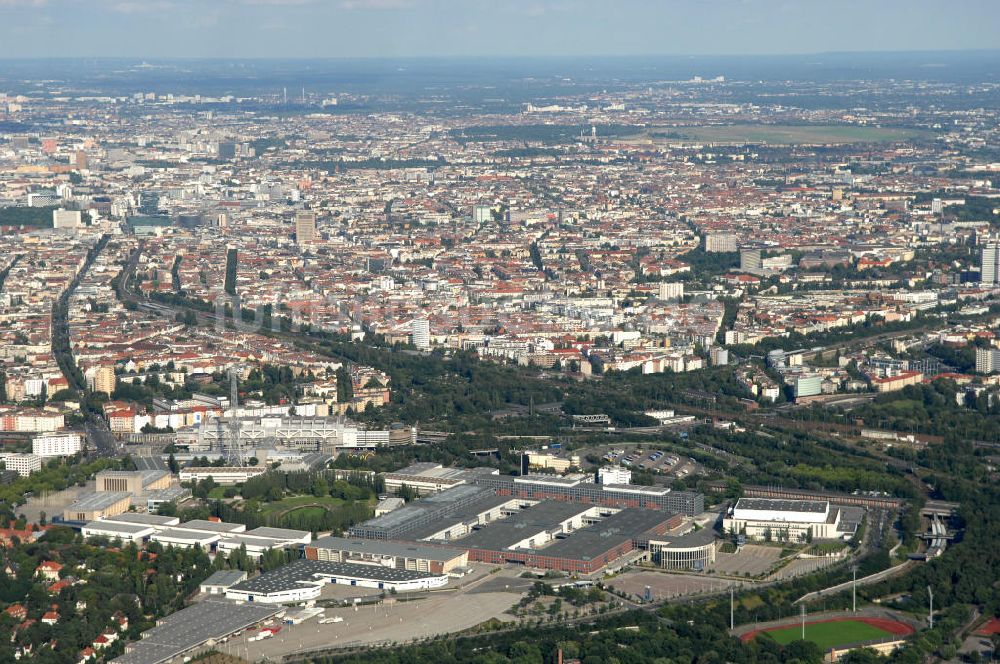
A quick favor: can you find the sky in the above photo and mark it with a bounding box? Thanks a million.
[0,0,998,59]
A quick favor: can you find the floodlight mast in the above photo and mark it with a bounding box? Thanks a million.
[852,564,858,613]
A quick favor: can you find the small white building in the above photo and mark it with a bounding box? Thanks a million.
[225,560,449,604]
[82,520,155,544]
[179,466,266,485]
[151,528,221,550]
[215,527,312,560]
[598,466,632,485]
[199,570,248,595]
[374,496,405,516]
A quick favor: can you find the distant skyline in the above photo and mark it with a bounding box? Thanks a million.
[0,0,998,59]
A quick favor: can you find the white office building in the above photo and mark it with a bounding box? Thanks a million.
[710,347,729,366]
[704,233,738,253]
[976,347,1000,374]
[657,282,684,300]
[740,249,762,272]
[792,374,823,399]
[32,433,83,457]
[295,211,317,246]
[0,452,43,476]
[52,208,82,230]
[473,204,494,224]
[981,241,1000,284]
[410,318,430,350]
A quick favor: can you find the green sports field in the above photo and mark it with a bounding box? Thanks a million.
[759,619,894,650]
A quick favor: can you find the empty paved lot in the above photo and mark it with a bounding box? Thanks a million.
[21,482,92,524]
[239,570,525,661]
[608,570,741,601]
[713,545,781,577]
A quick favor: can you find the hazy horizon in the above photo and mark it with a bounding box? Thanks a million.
[1,48,1000,61]
[0,0,998,59]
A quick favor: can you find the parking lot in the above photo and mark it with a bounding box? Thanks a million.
[608,570,741,602]
[713,545,782,577]
[601,446,700,479]
[233,568,526,660]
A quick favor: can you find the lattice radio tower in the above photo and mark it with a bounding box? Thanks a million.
[225,368,246,467]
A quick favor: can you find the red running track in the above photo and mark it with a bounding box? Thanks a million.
[740,616,915,643]
[976,617,1000,636]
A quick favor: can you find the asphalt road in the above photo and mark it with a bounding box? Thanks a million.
[85,420,121,458]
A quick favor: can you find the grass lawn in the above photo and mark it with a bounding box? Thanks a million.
[760,620,894,650]
[638,124,933,145]
[259,494,346,515]
[281,506,328,520]
[207,486,227,500]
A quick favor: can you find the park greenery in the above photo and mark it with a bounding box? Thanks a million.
[0,527,214,663]
[0,205,83,228]
[171,468,380,534]
[0,457,121,520]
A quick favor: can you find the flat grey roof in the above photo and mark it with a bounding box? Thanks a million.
[200,570,247,588]
[649,526,717,549]
[602,484,670,496]
[538,509,673,560]
[83,521,152,535]
[455,502,593,551]
[229,560,442,596]
[144,486,190,502]
[153,528,219,543]
[356,485,495,532]
[109,599,279,664]
[133,456,169,472]
[420,483,491,504]
[218,534,291,548]
[103,513,179,527]
[245,526,311,541]
[66,491,131,511]
[179,519,246,533]
[736,498,828,513]
[359,504,432,531]
[404,493,515,540]
[310,536,466,562]
[513,474,586,486]
[390,462,441,475]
